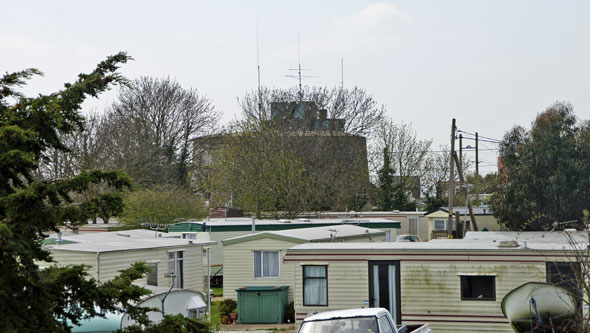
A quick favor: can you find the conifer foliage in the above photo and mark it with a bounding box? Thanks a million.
[0,53,150,331]
[376,147,395,210]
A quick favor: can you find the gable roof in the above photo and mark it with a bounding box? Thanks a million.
[222,225,385,246]
[425,206,493,216]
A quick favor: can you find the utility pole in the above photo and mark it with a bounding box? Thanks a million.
[459,134,463,186]
[448,119,456,238]
[453,152,479,231]
[475,132,479,204]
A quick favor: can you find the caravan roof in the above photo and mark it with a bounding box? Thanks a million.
[46,229,216,253]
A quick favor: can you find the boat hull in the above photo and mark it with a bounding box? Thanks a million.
[501,282,576,332]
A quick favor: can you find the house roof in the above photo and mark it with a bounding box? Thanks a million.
[288,231,585,252]
[222,225,385,246]
[425,206,493,216]
[169,217,400,233]
[46,229,216,253]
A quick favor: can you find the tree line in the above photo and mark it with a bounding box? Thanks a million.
[37,75,491,222]
[32,61,589,232]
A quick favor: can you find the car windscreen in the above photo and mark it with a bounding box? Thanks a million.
[299,317,379,333]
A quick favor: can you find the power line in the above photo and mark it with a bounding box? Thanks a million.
[460,148,498,151]
[456,129,501,143]
[459,136,500,144]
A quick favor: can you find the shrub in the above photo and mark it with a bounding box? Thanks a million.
[122,186,207,225]
[286,301,295,322]
[219,299,237,316]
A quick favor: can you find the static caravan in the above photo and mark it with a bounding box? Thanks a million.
[320,211,429,241]
[425,206,502,239]
[43,229,215,292]
[285,231,581,332]
[168,218,400,280]
[222,225,386,303]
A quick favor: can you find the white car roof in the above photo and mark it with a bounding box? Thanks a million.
[303,308,389,322]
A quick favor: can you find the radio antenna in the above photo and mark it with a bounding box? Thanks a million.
[256,13,262,120]
[284,34,315,101]
[341,57,344,87]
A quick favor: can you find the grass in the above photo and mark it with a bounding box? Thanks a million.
[208,300,221,331]
[212,288,223,297]
[268,327,296,331]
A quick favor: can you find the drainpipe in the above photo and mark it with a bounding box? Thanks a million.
[207,247,211,321]
[96,252,100,281]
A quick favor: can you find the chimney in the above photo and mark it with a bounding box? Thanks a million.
[252,217,256,233]
[319,109,327,120]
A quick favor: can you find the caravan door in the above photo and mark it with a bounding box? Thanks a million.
[369,261,401,325]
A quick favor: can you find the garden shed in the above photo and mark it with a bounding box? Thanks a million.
[236,286,289,324]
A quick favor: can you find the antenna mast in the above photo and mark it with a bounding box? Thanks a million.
[297,34,302,100]
[341,57,344,87]
[284,34,315,101]
[256,13,262,120]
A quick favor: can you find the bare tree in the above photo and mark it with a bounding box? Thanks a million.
[369,119,432,198]
[421,145,473,201]
[37,111,107,180]
[201,85,381,216]
[543,214,590,332]
[102,76,219,188]
[206,122,313,218]
[238,86,384,137]
[205,120,369,218]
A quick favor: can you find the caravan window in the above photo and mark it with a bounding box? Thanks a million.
[253,251,280,278]
[303,265,328,306]
[147,262,158,286]
[461,275,495,301]
[434,219,456,231]
[168,251,184,288]
[433,220,446,230]
[546,261,582,312]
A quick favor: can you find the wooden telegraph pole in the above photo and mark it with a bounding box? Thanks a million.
[458,134,463,193]
[453,152,479,231]
[475,132,479,204]
[448,119,456,238]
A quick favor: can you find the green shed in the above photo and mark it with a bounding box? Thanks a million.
[236,286,289,324]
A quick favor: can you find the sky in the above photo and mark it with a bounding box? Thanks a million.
[2,0,590,174]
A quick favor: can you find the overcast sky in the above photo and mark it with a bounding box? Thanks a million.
[2,0,589,173]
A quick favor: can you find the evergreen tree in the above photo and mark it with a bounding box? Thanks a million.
[0,53,151,331]
[424,195,446,212]
[491,102,590,230]
[377,147,395,210]
[391,182,417,212]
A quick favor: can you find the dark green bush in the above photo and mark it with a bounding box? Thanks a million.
[286,301,295,322]
[219,298,237,316]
